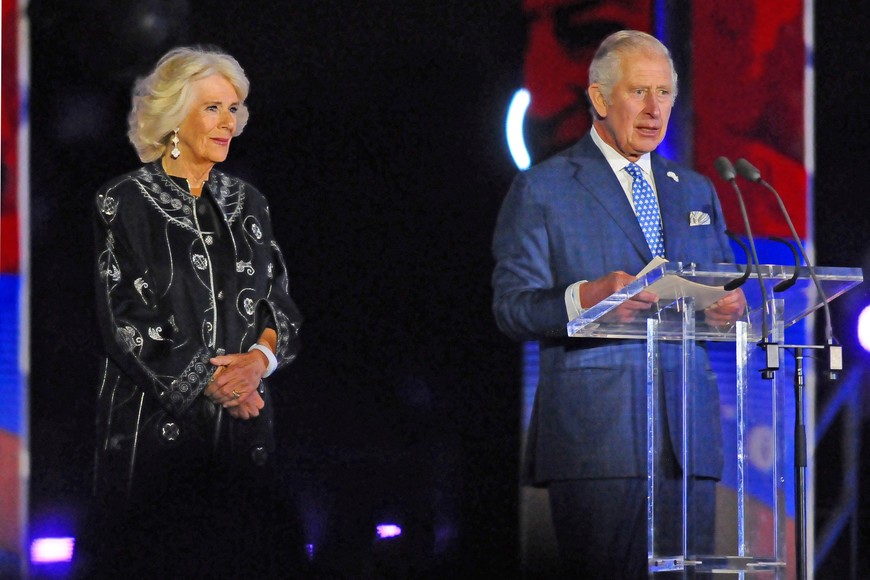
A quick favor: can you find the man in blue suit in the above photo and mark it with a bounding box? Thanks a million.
[492,31,745,577]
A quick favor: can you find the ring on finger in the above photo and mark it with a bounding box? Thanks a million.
[232,389,241,399]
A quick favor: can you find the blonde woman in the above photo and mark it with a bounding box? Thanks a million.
[79,47,304,578]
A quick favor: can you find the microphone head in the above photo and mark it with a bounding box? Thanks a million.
[713,157,736,181]
[734,158,762,182]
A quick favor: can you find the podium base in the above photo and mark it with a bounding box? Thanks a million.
[650,555,786,574]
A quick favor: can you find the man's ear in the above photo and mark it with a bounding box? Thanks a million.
[588,84,608,118]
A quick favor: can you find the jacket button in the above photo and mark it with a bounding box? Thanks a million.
[161,422,180,442]
[251,445,268,466]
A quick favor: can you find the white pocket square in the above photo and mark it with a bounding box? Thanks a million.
[689,211,710,226]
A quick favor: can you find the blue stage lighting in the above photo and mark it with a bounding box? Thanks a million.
[375,524,402,540]
[30,537,75,564]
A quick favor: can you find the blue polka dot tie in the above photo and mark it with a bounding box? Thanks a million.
[625,163,665,258]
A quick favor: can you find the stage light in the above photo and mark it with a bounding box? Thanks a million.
[375,524,402,539]
[506,89,531,170]
[856,305,870,352]
[30,537,75,564]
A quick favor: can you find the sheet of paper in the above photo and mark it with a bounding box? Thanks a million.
[636,258,729,310]
[636,256,669,278]
[643,276,728,310]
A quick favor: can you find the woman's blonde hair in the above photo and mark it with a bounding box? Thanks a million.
[127,46,250,162]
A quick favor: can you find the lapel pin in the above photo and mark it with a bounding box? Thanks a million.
[667,171,679,182]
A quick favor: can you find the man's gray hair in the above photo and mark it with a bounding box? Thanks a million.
[588,30,678,106]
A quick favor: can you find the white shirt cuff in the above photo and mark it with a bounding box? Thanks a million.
[248,343,278,378]
[565,281,587,321]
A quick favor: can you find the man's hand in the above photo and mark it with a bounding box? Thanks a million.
[580,271,658,323]
[705,288,747,326]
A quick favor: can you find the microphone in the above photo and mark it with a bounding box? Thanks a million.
[713,156,736,181]
[714,157,775,374]
[734,158,841,379]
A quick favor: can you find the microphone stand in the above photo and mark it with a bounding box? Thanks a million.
[734,158,843,580]
[768,237,801,293]
[713,157,778,378]
[724,231,752,291]
[734,159,841,376]
[793,346,808,580]
[767,235,808,580]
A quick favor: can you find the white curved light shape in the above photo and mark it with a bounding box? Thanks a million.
[506,88,531,170]
[857,305,870,352]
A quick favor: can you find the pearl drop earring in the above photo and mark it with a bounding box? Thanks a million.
[170,128,181,159]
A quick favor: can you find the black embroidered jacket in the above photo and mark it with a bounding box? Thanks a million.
[93,162,302,493]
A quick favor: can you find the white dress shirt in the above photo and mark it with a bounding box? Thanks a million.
[564,126,663,320]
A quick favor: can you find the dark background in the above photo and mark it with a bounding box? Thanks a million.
[25,1,869,577]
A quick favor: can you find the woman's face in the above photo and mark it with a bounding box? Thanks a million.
[175,74,240,166]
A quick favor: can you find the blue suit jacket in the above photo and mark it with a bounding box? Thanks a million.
[492,133,734,485]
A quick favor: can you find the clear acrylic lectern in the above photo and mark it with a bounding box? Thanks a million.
[567,262,862,576]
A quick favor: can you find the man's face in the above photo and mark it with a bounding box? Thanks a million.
[589,51,674,161]
[522,0,651,158]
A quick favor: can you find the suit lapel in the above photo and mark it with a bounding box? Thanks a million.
[563,137,698,262]
[652,155,688,260]
[566,136,652,262]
